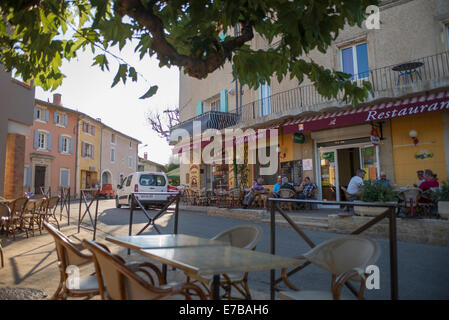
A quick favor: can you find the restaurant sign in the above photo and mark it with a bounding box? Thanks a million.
[283,91,449,134]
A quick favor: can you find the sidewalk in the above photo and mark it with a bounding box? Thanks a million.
[0,213,270,300]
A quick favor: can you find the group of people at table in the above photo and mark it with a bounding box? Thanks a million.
[242,168,440,210]
[242,176,318,209]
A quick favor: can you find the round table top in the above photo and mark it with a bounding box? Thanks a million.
[392,61,424,71]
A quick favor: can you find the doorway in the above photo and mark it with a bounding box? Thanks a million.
[34,166,46,194]
[317,143,379,202]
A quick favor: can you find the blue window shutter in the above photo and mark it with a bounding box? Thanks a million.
[45,109,49,122]
[92,145,95,159]
[69,138,74,154]
[34,107,38,119]
[47,133,52,151]
[33,130,39,149]
[196,101,203,116]
[220,90,228,112]
[54,112,58,124]
[64,114,68,127]
[356,43,369,78]
[342,47,354,79]
[26,167,31,187]
[58,135,63,153]
[61,170,68,187]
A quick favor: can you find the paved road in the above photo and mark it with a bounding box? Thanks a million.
[82,199,449,300]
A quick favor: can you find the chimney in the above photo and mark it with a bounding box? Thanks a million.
[144,152,148,160]
[53,93,62,106]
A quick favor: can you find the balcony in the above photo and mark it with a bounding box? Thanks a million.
[170,110,239,138]
[238,50,449,126]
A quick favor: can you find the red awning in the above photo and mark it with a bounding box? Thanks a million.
[283,91,449,134]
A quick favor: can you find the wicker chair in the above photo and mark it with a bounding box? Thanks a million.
[22,198,45,237]
[40,196,60,230]
[4,196,29,239]
[82,239,207,300]
[280,236,380,300]
[187,225,263,299]
[278,188,296,212]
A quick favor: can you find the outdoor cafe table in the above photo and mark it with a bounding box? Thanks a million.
[106,234,302,300]
[139,245,302,300]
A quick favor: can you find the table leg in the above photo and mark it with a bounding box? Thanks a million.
[162,264,167,284]
[212,274,220,300]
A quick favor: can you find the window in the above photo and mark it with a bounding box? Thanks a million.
[139,174,166,187]
[111,134,116,144]
[34,130,52,151]
[60,168,70,188]
[82,142,94,159]
[54,112,67,127]
[129,141,132,149]
[128,156,133,168]
[341,43,369,80]
[59,135,72,154]
[110,148,115,162]
[34,107,48,122]
[210,99,220,111]
[82,121,95,135]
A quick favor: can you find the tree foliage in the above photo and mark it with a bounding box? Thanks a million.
[0,0,379,104]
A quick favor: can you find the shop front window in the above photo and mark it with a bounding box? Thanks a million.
[320,151,337,201]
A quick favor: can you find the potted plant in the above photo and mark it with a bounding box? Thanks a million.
[354,180,399,216]
[434,180,449,219]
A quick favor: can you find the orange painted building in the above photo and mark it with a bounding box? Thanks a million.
[24,94,78,195]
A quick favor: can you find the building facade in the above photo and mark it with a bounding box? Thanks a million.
[24,95,77,195]
[137,153,165,172]
[0,67,35,198]
[173,0,449,200]
[100,125,140,188]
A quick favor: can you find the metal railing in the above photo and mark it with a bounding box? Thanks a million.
[268,198,401,300]
[171,110,239,136]
[239,50,449,122]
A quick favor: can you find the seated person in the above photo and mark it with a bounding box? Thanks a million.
[346,169,366,201]
[272,176,282,198]
[297,177,317,199]
[279,177,296,193]
[418,169,440,203]
[377,172,391,187]
[243,177,268,208]
[413,170,425,188]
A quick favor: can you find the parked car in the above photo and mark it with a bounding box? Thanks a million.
[92,184,115,199]
[115,171,169,209]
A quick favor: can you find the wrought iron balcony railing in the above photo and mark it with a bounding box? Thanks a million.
[239,50,449,122]
[170,110,239,137]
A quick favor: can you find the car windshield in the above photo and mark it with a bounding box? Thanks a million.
[139,174,166,187]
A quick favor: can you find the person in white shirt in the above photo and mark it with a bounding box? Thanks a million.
[346,169,366,200]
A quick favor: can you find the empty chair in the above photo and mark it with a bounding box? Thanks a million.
[279,236,380,300]
[43,221,100,299]
[22,198,45,237]
[189,225,263,299]
[82,239,207,300]
[5,196,29,239]
[399,188,422,216]
[40,196,60,230]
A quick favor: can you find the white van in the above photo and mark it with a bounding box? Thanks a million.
[115,171,169,209]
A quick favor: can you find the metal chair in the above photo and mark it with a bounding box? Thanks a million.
[82,239,207,300]
[279,236,380,300]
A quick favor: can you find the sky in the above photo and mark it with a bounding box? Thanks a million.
[35,42,179,166]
